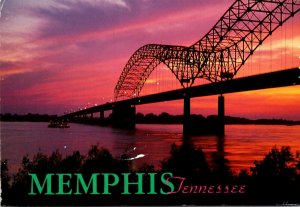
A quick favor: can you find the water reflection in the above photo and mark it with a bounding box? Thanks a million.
[1,122,300,173]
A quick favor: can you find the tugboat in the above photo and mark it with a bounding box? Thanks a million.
[48,120,70,128]
[48,120,58,128]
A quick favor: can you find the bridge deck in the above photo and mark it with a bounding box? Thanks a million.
[64,68,300,117]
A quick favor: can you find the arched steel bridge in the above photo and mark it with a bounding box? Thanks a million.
[114,0,299,100]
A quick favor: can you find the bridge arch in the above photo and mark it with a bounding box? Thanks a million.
[114,0,299,100]
[114,44,205,99]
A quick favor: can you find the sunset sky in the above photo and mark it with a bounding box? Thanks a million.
[1,0,300,120]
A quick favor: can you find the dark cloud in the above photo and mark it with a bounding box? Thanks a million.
[0,61,20,70]
[33,0,224,40]
[1,69,56,93]
[34,1,131,38]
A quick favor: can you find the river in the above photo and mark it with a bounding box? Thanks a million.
[1,122,299,173]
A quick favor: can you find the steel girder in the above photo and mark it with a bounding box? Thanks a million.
[114,0,299,100]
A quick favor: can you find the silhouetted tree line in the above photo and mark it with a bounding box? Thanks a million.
[2,112,299,125]
[1,143,300,205]
[136,112,300,125]
[1,113,57,122]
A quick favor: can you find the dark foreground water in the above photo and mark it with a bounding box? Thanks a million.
[1,122,299,173]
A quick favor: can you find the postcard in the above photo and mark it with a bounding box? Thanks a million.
[1,0,300,206]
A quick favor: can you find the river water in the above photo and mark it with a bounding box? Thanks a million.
[1,122,299,173]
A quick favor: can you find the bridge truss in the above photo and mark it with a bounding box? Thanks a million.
[114,0,300,100]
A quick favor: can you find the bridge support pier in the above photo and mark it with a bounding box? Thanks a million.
[112,104,136,129]
[99,110,105,125]
[100,111,104,120]
[217,95,225,136]
[183,90,190,137]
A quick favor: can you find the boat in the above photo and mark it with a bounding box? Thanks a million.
[48,120,70,128]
